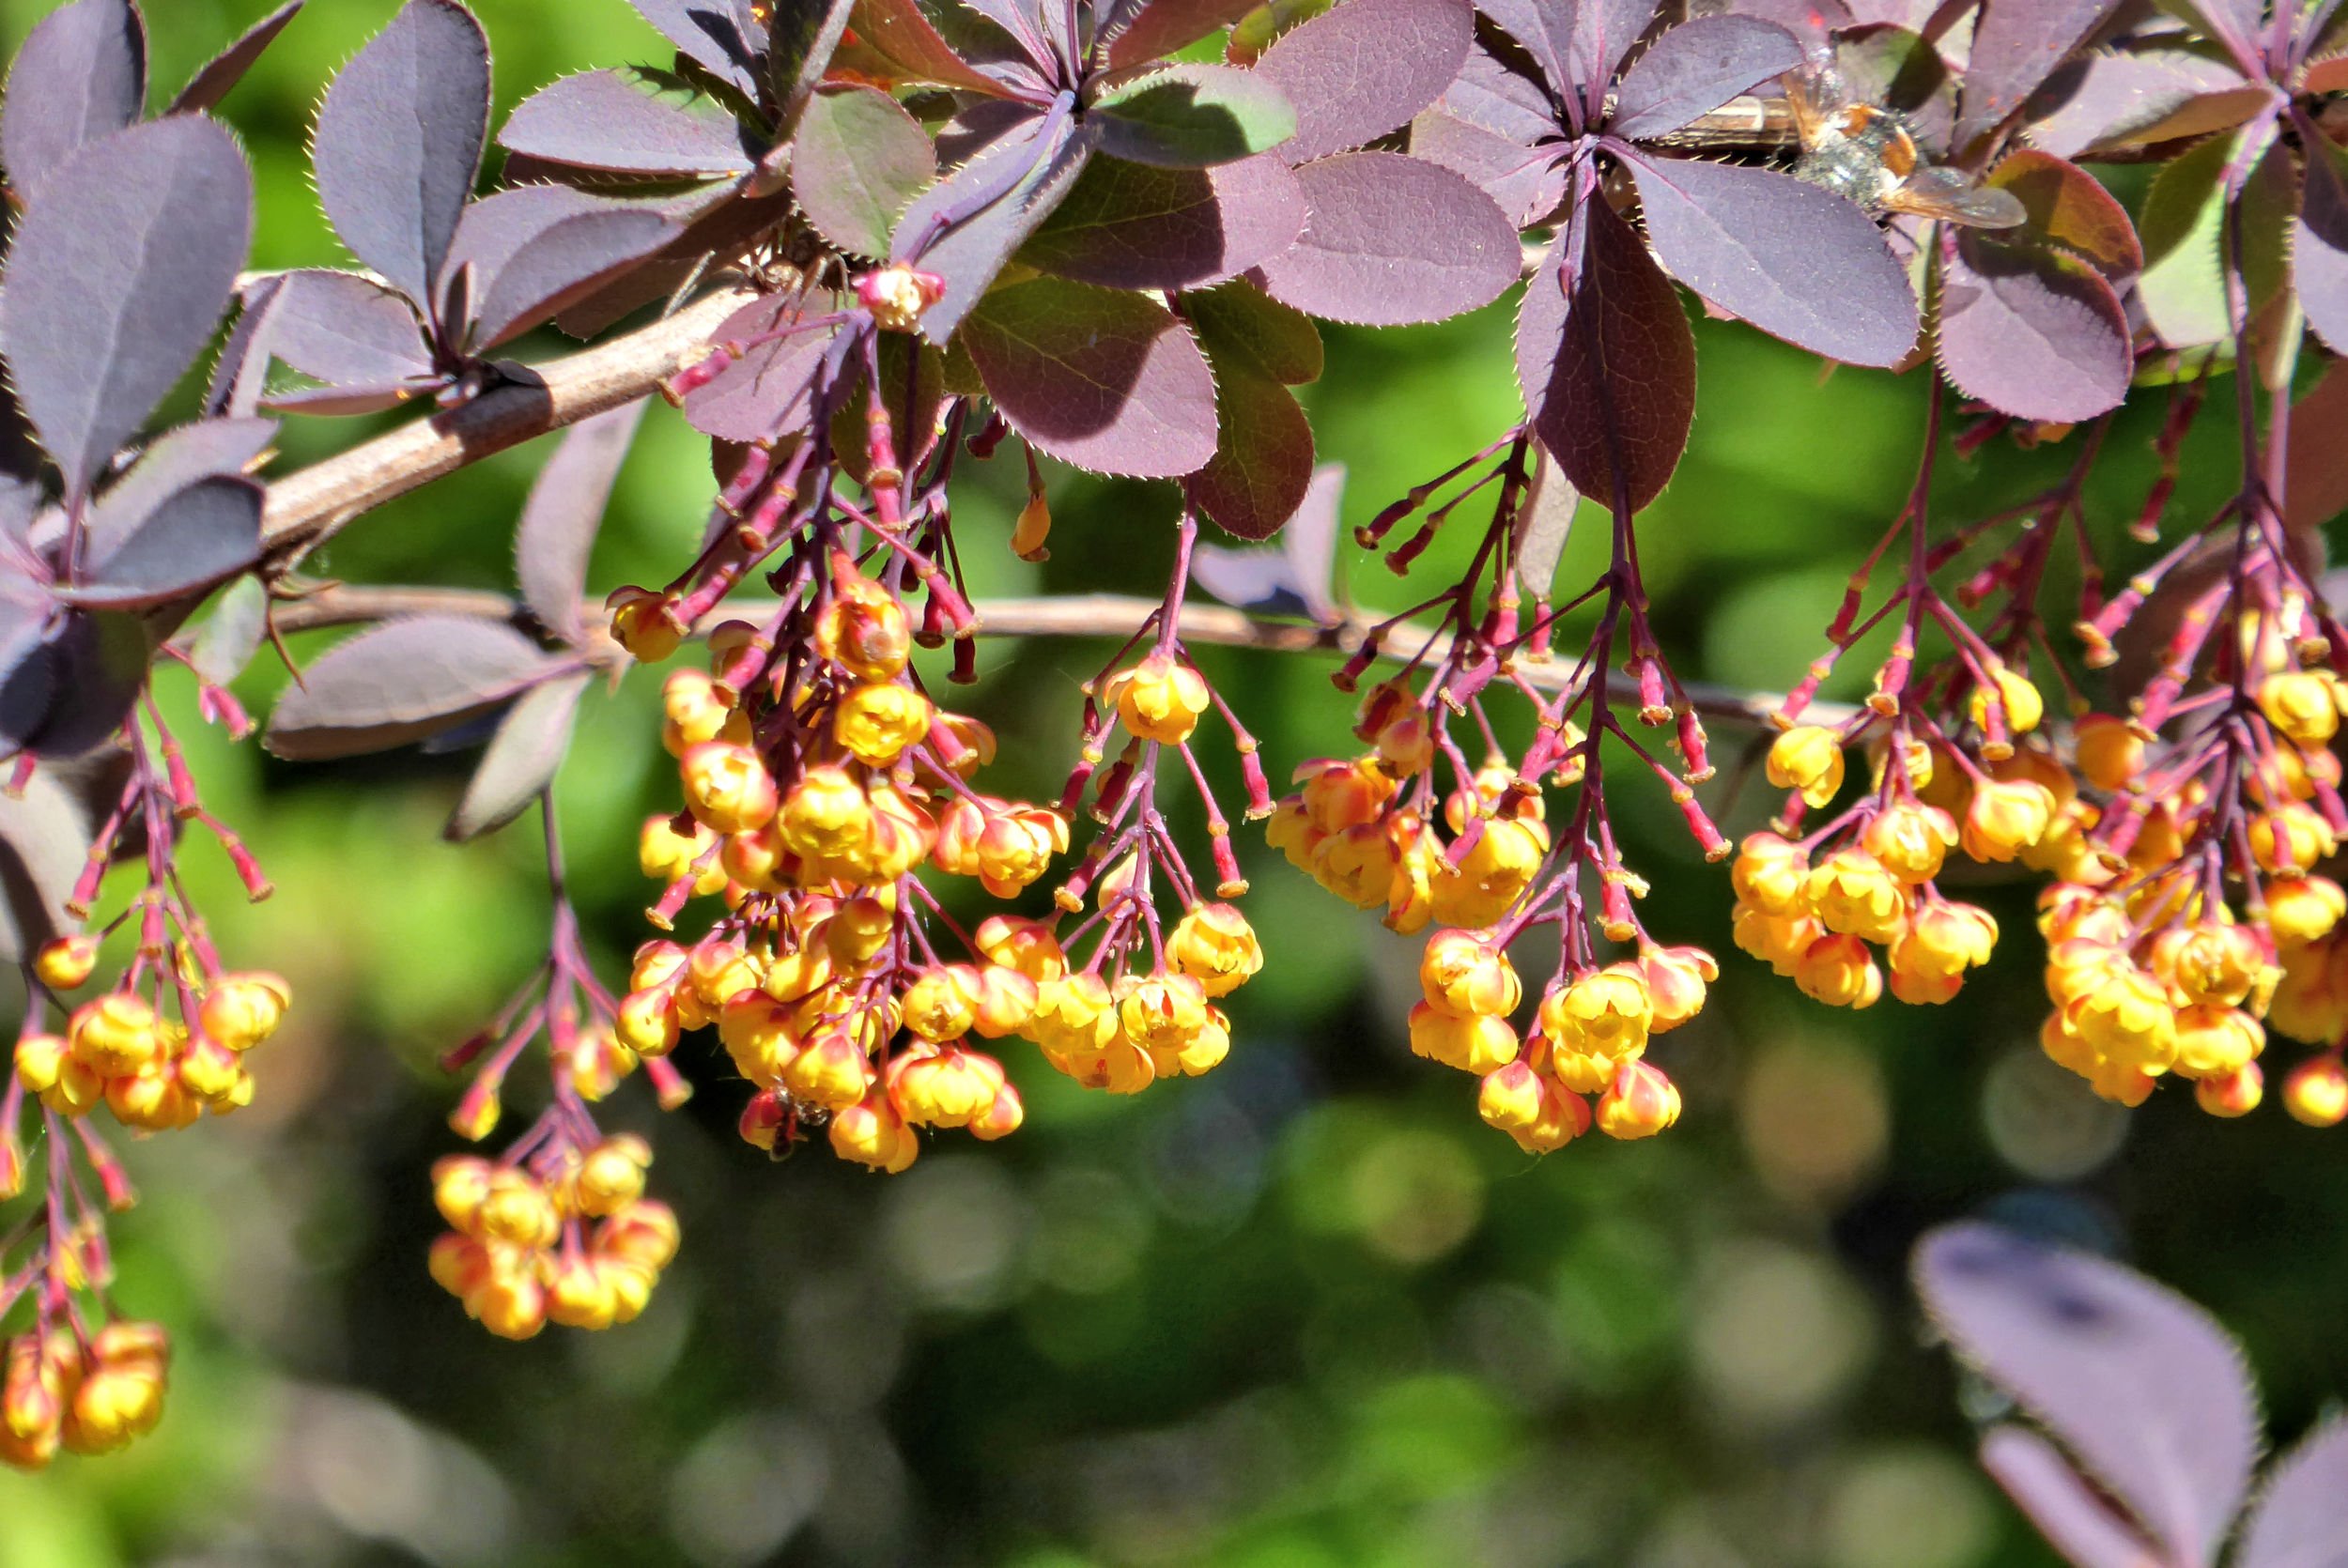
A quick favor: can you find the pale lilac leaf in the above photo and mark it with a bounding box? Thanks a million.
[313,0,490,309]
[2026,49,2263,158]
[447,672,590,839]
[1988,148,2140,277]
[187,575,268,687]
[84,417,276,564]
[65,477,264,611]
[1020,153,1305,289]
[767,0,857,130]
[1255,151,1518,325]
[170,0,303,115]
[0,116,254,500]
[261,269,433,387]
[2296,138,2348,355]
[1,0,146,198]
[262,380,440,417]
[1180,276,1322,382]
[848,0,1007,91]
[1957,0,2123,149]
[792,85,937,257]
[1089,63,1298,167]
[265,615,561,761]
[1192,461,1343,619]
[444,187,681,350]
[960,275,1219,477]
[499,69,760,177]
[1979,1427,2168,1568]
[682,295,842,441]
[630,0,762,94]
[894,113,1093,343]
[517,403,642,641]
[1914,1222,2259,1568]
[0,767,93,961]
[1107,0,1260,66]
[1251,0,1474,163]
[2236,1420,2348,1568]
[1623,152,1918,365]
[1609,15,1800,140]
[1515,448,1575,593]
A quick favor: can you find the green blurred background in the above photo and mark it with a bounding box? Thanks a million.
[3,1,2343,1563]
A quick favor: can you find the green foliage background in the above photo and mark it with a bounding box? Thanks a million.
[1,1,2342,1563]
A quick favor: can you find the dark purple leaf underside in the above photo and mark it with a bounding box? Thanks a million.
[1516,196,1696,514]
[0,0,145,199]
[1255,150,1518,325]
[1020,154,1306,289]
[552,185,796,339]
[264,381,439,417]
[682,296,840,441]
[0,770,93,961]
[2025,50,2259,159]
[466,205,681,350]
[960,275,1220,478]
[2236,1420,2348,1568]
[1623,152,1918,366]
[767,0,857,131]
[265,615,561,761]
[1107,0,1260,67]
[1251,0,1475,164]
[1989,148,2141,277]
[1978,1427,2165,1568]
[1939,232,2130,422]
[792,85,938,258]
[630,0,763,95]
[84,417,277,563]
[518,402,644,640]
[1956,0,2119,149]
[848,0,1005,92]
[895,114,1095,343]
[1089,63,1299,167]
[313,0,490,312]
[264,269,434,387]
[0,116,254,500]
[448,671,591,839]
[169,0,304,115]
[67,477,265,611]
[0,592,55,757]
[499,69,760,177]
[1609,15,1801,141]
[2296,139,2348,355]
[30,609,148,758]
[1913,1222,2259,1568]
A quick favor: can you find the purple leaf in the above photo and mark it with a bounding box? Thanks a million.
[265,615,562,761]
[0,768,93,961]
[2296,137,2348,355]
[1956,0,2122,149]
[1431,33,1556,147]
[1707,0,1847,51]
[1515,197,1695,513]
[260,269,434,388]
[1609,16,1801,140]
[2236,1420,2348,1568]
[447,671,591,839]
[766,0,857,131]
[1180,277,1322,383]
[64,477,264,611]
[1938,234,2128,422]
[1255,151,1518,325]
[630,0,763,95]
[1106,0,1259,67]
[894,111,1094,343]
[169,0,303,115]
[262,380,442,417]
[1191,461,1343,619]
[550,185,796,338]
[1988,149,2140,277]
[2284,365,2348,534]
[1089,63,1299,167]
[2025,49,2263,158]
[1190,367,1314,540]
[1622,152,1918,366]
[1410,107,1568,225]
[1914,1222,2260,1568]
[682,295,842,442]
[847,0,1007,92]
[1979,1427,2168,1568]
[0,0,146,199]
[1250,0,1474,163]
[0,116,254,500]
[313,0,489,311]
[1570,0,1661,97]
[0,591,56,758]
[960,275,1220,478]
[1477,0,1569,91]
[28,609,147,758]
[1514,449,1576,594]
[517,403,643,641]
[499,69,761,177]
[187,575,269,687]
[1020,153,1305,289]
[84,417,277,565]
[792,85,938,257]
[443,187,681,350]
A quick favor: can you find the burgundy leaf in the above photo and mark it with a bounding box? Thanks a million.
[2284,365,2348,534]
[1180,277,1322,383]
[847,0,1007,92]
[960,275,1220,478]
[517,403,643,641]
[312,0,490,310]
[766,0,857,131]
[2236,1420,2348,1568]
[1190,367,1314,540]
[0,116,254,500]
[1089,63,1299,167]
[0,0,146,199]
[551,184,796,338]
[1250,0,1475,163]
[265,616,562,761]
[85,418,277,565]
[1622,152,1918,366]
[169,0,303,115]
[1988,148,2141,277]
[630,0,763,95]
[2296,137,2348,355]
[1255,151,1518,325]
[682,295,843,442]
[1914,1222,2260,1568]
[447,672,591,840]
[1956,0,2123,150]
[792,85,938,257]
[64,477,264,611]
[499,69,761,177]
[443,187,681,350]
[1106,0,1259,67]
[1020,153,1305,289]
[1477,0,1569,89]
[187,575,269,687]
[1938,234,2128,422]
[2025,49,2263,159]
[1411,107,1568,225]
[0,768,93,961]
[1608,15,1801,141]
[1576,0,1661,100]
[894,112,1094,343]
[1436,33,1559,148]
[1979,1427,2168,1568]
[1516,197,1695,513]
[260,269,434,388]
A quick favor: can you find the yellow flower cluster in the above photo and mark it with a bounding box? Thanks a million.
[0,1321,168,1470]
[427,1141,677,1339]
[11,970,287,1138]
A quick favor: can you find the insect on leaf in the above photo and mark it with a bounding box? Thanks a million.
[0,0,147,200]
[1254,151,1519,326]
[1249,0,1475,164]
[446,672,592,840]
[265,616,562,761]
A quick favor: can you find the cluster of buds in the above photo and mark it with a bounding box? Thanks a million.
[1,1320,168,1470]
[427,1140,677,1338]
[15,963,286,1131]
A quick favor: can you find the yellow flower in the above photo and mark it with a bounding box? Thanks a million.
[1960,778,2055,862]
[2195,1063,2263,1117]
[1312,822,1402,910]
[1967,666,2044,748]
[1730,833,1810,915]
[975,915,1067,981]
[1539,964,1654,1061]
[1596,1061,1681,1140]
[894,1046,1008,1129]
[1106,652,1211,745]
[1793,932,1883,1009]
[2260,670,2341,748]
[1892,901,1998,980]
[1167,903,1263,996]
[1637,945,1717,1034]
[813,576,912,681]
[2072,713,2145,792]
[1732,906,1824,978]
[2170,1005,2263,1081]
[2282,1056,2348,1128]
[901,966,981,1041]
[640,814,726,895]
[68,994,161,1078]
[2065,967,2177,1073]
[1429,817,1547,930]
[2267,875,2347,946]
[777,765,872,861]
[1407,1003,1518,1073]
[2250,806,2339,875]
[1419,930,1521,1018]
[32,935,99,992]
[2151,922,2273,1007]
[1766,726,1846,807]
[782,1028,873,1111]
[1861,802,1958,884]
[830,1088,919,1172]
[833,683,934,765]
[1806,849,1908,943]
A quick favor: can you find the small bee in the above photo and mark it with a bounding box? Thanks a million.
[1784,68,2026,230]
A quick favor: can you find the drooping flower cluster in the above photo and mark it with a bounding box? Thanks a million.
[428,1139,678,1338]
[1,1320,169,1470]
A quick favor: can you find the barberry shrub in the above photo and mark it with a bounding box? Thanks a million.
[0,0,2342,1478]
